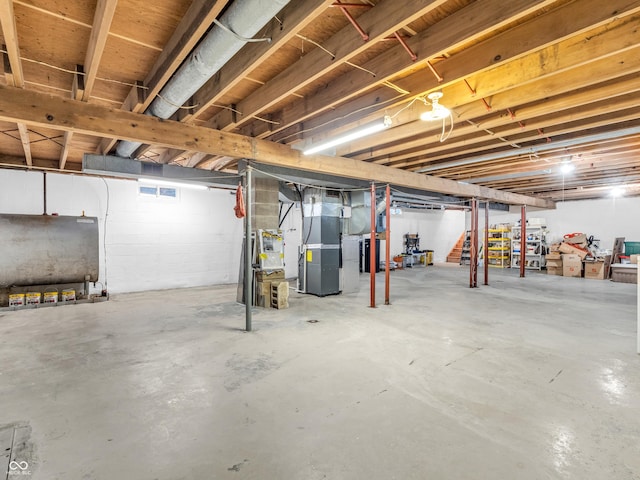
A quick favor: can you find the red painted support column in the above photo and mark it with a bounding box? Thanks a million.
[520,205,526,278]
[484,201,489,286]
[370,183,376,308]
[385,184,391,305]
[469,200,474,288]
[473,199,479,287]
[470,199,478,288]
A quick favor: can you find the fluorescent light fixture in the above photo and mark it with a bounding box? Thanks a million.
[138,177,208,190]
[303,116,391,155]
[560,163,575,174]
[610,186,626,197]
[420,91,450,121]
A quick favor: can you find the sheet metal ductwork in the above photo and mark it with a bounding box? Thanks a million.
[298,189,342,297]
[116,0,291,158]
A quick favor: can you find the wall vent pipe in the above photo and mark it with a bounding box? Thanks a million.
[116,0,291,158]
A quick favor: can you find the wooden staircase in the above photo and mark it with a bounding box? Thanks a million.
[446,231,466,264]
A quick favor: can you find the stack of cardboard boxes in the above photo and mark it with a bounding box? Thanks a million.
[545,251,563,276]
[547,233,611,280]
[256,269,289,308]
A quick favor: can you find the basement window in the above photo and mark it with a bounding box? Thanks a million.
[159,187,177,198]
[138,185,178,199]
[139,185,158,196]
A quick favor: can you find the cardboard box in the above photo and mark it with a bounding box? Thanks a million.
[630,254,639,265]
[547,266,563,276]
[558,242,589,260]
[546,258,563,268]
[563,233,587,244]
[584,261,606,279]
[562,254,582,277]
[584,255,612,280]
[256,269,285,282]
[549,243,561,252]
[546,251,562,260]
[562,253,582,265]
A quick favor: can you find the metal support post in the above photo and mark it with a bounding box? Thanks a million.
[370,182,376,308]
[484,201,489,286]
[385,184,390,305]
[469,198,478,288]
[520,204,526,278]
[473,198,479,287]
[469,200,474,288]
[245,167,253,331]
[43,171,47,215]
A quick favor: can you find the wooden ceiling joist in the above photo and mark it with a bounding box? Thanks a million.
[351,44,640,170]
[148,0,336,162]
[60,0,118,170]
[235,0,559,140]
[0,1,23,86]
[0,84,553,208]
[206,0,450,132]
[186,0,336,123]
[339,10,640,159]
[377,85,640,172]
[2,0,639,200]
[81,0,118,102]
[0,0,31,166]
[275,0,640,151]
[96,0,230,155]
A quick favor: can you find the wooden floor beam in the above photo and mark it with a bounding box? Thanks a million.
[0,84,554,208]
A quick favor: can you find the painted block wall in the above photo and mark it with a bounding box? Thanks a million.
[468,197,640,250]
[0,169,244,293]
[383,208,466,263]
[279,206,465,268]
[0,167,470,296]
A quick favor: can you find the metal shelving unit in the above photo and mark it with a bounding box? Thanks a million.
[511,226,547,270]
[486,227,511,268]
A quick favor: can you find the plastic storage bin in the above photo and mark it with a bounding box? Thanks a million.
[624,241,640,255]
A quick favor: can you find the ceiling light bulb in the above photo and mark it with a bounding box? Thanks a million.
[420,91,450,121]
[560,163,575,174]
[610,186,625,197]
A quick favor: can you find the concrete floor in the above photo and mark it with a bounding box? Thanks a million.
[1,265,639,479]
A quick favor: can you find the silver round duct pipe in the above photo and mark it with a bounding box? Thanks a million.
[116,0,291,158]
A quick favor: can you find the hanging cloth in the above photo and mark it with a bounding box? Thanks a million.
[234,182,246,218]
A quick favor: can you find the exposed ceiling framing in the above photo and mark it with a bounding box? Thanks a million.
[1,0,639,204]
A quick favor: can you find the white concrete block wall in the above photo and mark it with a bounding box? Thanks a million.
[0,169,243,293]
[384,209,466,263]
[470,197,640,250]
